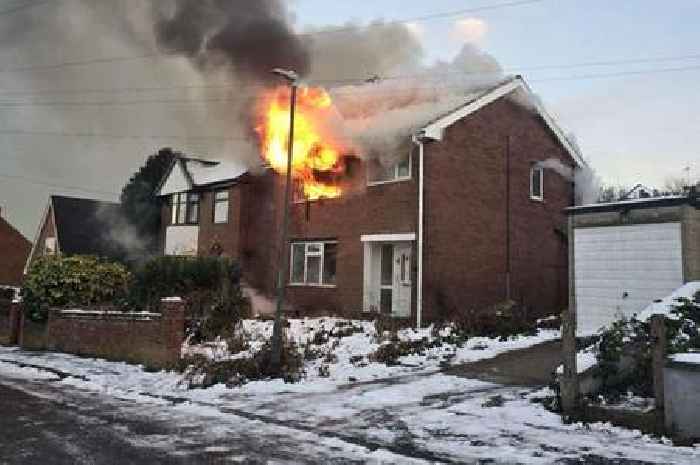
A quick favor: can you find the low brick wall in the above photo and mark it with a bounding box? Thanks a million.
[16,298,185,369]
[0,299,21,345]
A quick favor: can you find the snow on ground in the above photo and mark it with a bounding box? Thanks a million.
[670,352,700,364]
[1,318,699,463]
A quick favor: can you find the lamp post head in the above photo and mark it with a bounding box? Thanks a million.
[271,68,299,84]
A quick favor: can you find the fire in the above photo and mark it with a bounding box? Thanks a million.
[256,86,347,200]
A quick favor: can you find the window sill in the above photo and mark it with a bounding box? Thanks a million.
[287,283,337,289]
[529,196,544,203]
[367,176,412,187]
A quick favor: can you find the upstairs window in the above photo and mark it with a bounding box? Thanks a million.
[290,241,337,286]
[171,192,200,225]
[44,237,56,255]
[368,152,411,185]
[213,190,229,224]
[530,166,544,201]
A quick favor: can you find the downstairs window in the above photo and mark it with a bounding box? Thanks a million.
[290,241,337,286]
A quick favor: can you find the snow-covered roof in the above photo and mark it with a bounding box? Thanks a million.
[157,157,249,196]
[418,76,585,167]
[567,195,689,213]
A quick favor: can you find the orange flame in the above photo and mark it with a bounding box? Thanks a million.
[256,86,346,200]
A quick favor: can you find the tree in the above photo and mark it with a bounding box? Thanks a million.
[119,148,177,260]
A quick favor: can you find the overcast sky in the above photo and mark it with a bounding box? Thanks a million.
[1,0,699,240]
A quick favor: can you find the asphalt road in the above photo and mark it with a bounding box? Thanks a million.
[0,378,389,465]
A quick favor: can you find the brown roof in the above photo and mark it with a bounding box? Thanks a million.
[0,215,31,286]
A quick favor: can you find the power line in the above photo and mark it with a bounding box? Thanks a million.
[0,172,119,196]
[3,52,700,97]
[0,0,53,16]
[0,129,249,141]
[1,63,700,108]
[0,0,547,74]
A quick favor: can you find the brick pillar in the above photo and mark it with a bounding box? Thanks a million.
[8,300,21,345]
[160,297,185,367]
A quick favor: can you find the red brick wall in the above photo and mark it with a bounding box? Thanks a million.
[20,299,185,368]
[422,94,573,322]
[247,154,419,317]
[0,216,32,285]
[197,183,245,259]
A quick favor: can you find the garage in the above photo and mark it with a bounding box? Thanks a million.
[568,191,700,335]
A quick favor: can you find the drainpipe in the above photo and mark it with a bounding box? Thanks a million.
[412,133,425,328]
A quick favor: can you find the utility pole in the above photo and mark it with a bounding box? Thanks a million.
[270,68,298,372]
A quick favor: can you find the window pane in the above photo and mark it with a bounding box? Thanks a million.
[214,191,229,224]
[306,256,321,284]
[381,244,393,286]
[531,167,542,198]
[397,155,410,178]
[307,243,322,255]
[187,202,199,223]
[323,243,337,285]
[177,194,187,224]
[291,244,305,283]
[380,288,392,314]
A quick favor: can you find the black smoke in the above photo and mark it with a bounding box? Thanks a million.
[154,0,310,82]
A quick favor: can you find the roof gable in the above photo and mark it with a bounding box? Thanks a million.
[158,159,193,196]
[420,76,585,167]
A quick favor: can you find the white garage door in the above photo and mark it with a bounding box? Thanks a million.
[575,222,683,335]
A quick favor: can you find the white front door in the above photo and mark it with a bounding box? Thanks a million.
[364,241,412,317]
[392,243,412,317]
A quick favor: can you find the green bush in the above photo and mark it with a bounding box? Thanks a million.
[129,255,241,313]
[22,255,131,322]
[594,291,700,398]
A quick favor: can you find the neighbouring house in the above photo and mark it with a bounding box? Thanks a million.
[0,207,31,288]
[25,195,122,271]
[156,76,584,325]
[567,186,700,334]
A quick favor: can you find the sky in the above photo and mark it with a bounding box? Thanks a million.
[1,0,699,240]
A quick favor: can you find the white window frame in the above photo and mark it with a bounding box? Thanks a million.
[367,151,412,186]
[171,192,200,225]
[289,241,338,287]
[530,166,544,201]
[213,189,229,224]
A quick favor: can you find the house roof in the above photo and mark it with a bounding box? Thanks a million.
[566,193,697,215]
[0,215,31,286]
[418,76,585,167]
[157,156,249,196]
[50,195,121,256]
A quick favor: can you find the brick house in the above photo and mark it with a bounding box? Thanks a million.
[25,195,122,270]
[156,76,583,325]
[0,208,31,287]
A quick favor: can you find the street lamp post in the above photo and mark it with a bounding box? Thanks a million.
[270,68,298,372]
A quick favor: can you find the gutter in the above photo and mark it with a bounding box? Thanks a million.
[412,133,425,328]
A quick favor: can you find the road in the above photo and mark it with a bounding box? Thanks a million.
[0,376,412,465]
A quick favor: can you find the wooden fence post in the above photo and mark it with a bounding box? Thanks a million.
[561,215,580,415]
[650,314,667,410]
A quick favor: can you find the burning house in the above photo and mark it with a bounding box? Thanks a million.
[156,76,584,325]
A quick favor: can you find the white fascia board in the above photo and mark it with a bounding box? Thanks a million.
[23,199,52,274]
[421,77,585,167]
[361,233,416,243]
[422,79,521,141]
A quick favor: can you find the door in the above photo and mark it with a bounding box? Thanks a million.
[575,222,683,334]
[392,243,412,317]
